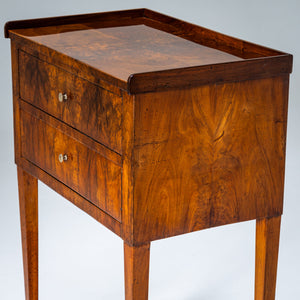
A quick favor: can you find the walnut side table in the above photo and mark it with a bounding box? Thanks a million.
[5,9,293,300]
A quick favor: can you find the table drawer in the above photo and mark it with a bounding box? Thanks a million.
[19,50,122,154]
[20,105,122,221]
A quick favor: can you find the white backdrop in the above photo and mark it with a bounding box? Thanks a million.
[0,1,299,299]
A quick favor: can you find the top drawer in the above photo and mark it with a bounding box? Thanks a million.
[18,50,123,154]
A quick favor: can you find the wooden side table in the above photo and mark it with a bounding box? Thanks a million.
[5,9,292,300]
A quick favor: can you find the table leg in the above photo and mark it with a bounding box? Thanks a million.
[124,242,150,300]
[255,216,281,300]
[18,167,38,300]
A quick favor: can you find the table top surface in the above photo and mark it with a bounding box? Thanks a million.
[13,24,242,81]
[6,9,291,93]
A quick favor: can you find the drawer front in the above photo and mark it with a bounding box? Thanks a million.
[20,107,122,221]
[19,50,122,154]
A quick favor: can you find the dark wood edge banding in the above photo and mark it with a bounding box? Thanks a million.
[4,8,145,38]
[5,8,285,59]
[142,9,285,58]
[127,54,293,94]
[17,158,122,237]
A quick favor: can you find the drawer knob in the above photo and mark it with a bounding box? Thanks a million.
[58,92,68,102]
[58,154,68,163]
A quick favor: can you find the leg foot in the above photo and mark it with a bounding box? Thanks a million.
[124,242,150,300]
[18,167,38,300]
[255,216,281,300]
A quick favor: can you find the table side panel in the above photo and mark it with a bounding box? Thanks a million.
[133,76,289,244]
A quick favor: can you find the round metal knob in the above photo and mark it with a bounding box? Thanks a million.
[58,92,68,102]
[58,154,68,163]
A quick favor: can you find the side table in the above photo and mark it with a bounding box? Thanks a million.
[4,8,293,299]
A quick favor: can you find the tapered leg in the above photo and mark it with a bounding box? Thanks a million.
[255,216,281,300]
[18,167,38,300]
[124,242,150,300]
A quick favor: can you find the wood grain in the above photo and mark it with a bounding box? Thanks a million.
[18,43,123,96]
[128,54,292,94]
[121,92,135,244]
[6,9,293,299]
[10,41,21,162]
[18,157,122,237]
[6,9,292,94]
[5,8,284,59]
[124,242,150,300]
[4,8,145,38]
[17,167,38,300]
[142,9,282,59]
[255,216,281,300]
[12,34,128,91]
[16,24,241,82]
[20,104,122,221]
[19,50,123,154]
[133,76,288,244]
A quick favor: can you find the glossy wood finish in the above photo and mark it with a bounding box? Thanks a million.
[4,8,283,58]
[255,216,281,300]
[128,55,292,94]
[17,167,38,300]
[6,9,292,94]
[20,102,122,221]
[5,9,292,300]
[19,50,123,154]
[121,92,135,244]
[4,9,145,38]
[133,76,288,244]
[124,242,150,300]
[10,41,21,162]
[16,24,242,81]
[18,157,122,237]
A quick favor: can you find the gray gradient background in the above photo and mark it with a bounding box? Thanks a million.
[0,1,299,299]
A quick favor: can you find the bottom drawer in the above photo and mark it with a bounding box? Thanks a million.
[20,105,122,221]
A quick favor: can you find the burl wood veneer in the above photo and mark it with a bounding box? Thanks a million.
[5,8,292,300]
